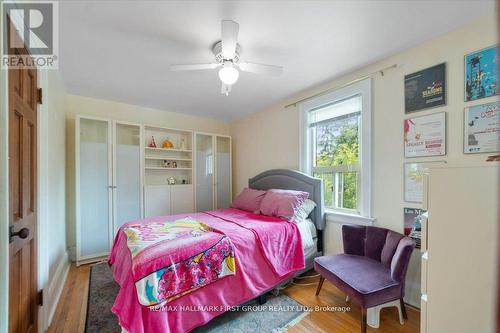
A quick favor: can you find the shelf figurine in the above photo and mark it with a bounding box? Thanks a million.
[172,161,177,168]
[167,177,176,185]
[180,138,187,150]
[149,136,157,148]
[162,138,174,149]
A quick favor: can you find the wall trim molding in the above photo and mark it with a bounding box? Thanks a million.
[47,251,70,327]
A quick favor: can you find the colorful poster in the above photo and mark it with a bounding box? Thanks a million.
[404,208,426,249]
[404,112,446,158]
[465,46,499,101]
[464,101,500,154]
[405,63,446,113]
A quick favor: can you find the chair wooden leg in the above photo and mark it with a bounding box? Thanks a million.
[400,298,408,320]
[315,276,325,296]
[360,307,367,333]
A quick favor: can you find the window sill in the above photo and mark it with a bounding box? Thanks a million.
[325,210,376,226]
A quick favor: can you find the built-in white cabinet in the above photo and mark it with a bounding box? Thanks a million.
[195,133,232,211]
[76,117,143,264]
[421,163,499,333]
[143,126,194,217]
[76,117,231,264]
[144,184,193,217]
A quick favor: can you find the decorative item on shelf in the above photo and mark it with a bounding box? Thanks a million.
[180,138,187,150]
[182,179,187,184]
[162,138,174,149]
[148,136,157,148]
[167,177,176,185]
[163,160,172,168]
[172,161,177,168]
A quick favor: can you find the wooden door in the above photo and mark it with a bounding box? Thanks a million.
[8,20,39,333]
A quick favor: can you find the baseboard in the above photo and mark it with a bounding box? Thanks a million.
[47,251,70,327]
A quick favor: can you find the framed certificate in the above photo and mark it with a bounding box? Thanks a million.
[404,112,446,158]
[464,101,500,154]
[405,63,446,113]
[404,161,445,203]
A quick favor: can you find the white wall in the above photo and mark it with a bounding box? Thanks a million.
[44,70,69,327]
[230,15,498,307]
[65,94,231,259]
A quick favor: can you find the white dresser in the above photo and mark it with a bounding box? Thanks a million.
[421,163,499,333]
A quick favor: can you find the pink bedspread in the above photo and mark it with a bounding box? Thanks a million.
[109,208,305,333]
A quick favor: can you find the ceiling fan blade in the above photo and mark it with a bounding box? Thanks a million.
[238,62,283,76]
[170,63,219,71]
[221,20,239,59]
[221,83,232,95]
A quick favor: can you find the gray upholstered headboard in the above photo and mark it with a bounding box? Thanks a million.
[248,169,325,230]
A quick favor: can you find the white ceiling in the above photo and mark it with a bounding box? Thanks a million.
[59,0,494,121]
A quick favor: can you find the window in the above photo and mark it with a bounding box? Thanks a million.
[300,79,372,219]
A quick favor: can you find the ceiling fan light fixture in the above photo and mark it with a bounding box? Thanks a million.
[218,62,239,85]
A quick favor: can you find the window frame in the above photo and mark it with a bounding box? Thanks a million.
[299,78,372,221]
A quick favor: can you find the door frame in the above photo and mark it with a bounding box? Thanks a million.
[0,52,51,333]
[0,49,10,333]
[0,9,53,333]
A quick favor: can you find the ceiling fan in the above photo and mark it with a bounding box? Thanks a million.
[170,20,283,95]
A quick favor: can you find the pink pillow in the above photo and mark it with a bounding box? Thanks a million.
[259,189,309,220]
[231,188,267,213]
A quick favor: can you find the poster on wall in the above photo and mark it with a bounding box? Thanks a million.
[404,63,446,113]
[404,112,446,158]
[464,101,500,154]
[404,162,445,203]
[465,45,499,102]
[404,208,426,249]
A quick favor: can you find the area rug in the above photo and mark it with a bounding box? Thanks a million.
[86,263,308,333]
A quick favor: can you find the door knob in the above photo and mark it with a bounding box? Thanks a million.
[9,226,30,243]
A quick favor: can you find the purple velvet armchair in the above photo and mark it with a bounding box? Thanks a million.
[314,225,416,333]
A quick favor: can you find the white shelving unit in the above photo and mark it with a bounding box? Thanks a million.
[75,118,232,263]
[143,126,194,217]
[143,126,193,185]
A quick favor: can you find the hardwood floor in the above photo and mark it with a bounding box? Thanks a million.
[47,264,90,333]
[282,273,420,333]
[48,264,420,333]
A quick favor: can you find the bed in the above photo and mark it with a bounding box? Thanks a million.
[109,169,325,333]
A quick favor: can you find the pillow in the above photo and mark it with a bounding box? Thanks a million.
[292,199,317,223]
[259,189,309,220]
[231,187,267,213]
